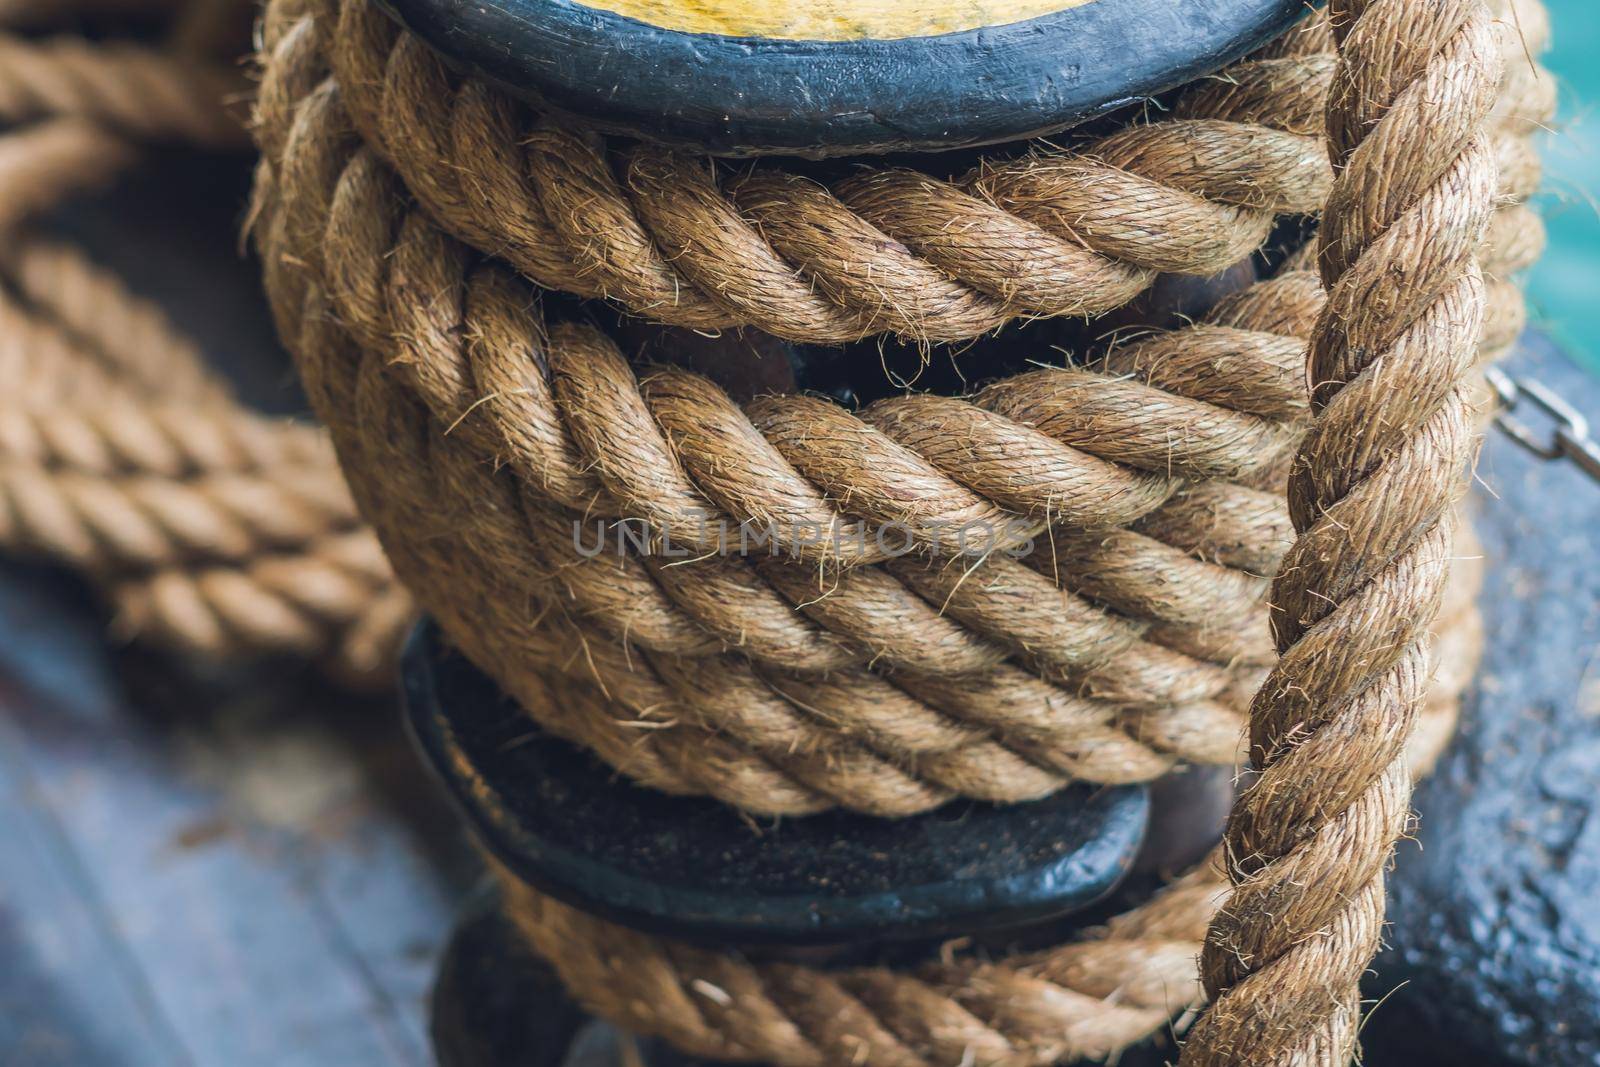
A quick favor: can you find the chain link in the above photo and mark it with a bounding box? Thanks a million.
[1485,366,1600,485]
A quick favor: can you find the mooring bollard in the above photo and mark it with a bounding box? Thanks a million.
[250,0,1563,1062]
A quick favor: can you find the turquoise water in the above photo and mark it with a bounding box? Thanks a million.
[1530,1,1600,371]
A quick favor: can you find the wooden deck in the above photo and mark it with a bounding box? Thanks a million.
[0,562,477,1067]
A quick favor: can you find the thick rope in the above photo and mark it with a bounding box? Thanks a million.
[0,251,412,680]
[2,239,233,401]
[0,30,248,147]
[501,639,1476,1067]
[0,8,1536,1057]
[256,106,1277,807]
[111,526,403,682]
[323,0,1316,343]
[0,119,134,232]
[317,0,1545,347]
[1178,2,1502,1062]
[0,251,411,679]
[484,546,1481,1067]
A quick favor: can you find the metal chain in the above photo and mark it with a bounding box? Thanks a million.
[1485,366,1600,485]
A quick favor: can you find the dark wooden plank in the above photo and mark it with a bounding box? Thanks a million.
[0,694,190,1067]
[1,148,480,1067]
[0,565,473,1067]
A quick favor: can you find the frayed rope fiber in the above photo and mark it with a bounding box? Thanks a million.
[248,0,1549,1061]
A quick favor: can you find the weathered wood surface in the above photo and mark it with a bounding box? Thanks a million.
[0,562,478,1066]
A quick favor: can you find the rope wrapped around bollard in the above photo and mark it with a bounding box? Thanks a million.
[249,0,1548,1061]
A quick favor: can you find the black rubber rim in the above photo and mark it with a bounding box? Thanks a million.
[401,621,1149,947]
[377,0,1315,157]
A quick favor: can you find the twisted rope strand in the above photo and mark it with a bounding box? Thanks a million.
[325,0,1324,342]
[0,400,332,477]
[478,526,1484,1066]
[251,9,1290,803]
[0,239,230,401]
[0,461,358,570]
[498,643,1479,1067]
[0,118,133,233]
[315,0,1542,347]
[1178,1,1502,1063]
[0,31,247,147]
[112,526,403,666]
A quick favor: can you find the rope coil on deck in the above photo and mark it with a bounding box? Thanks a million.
[0,0,410,683]
[249,0,1549,1061]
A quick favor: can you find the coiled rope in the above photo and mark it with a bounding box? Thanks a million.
[0,0,410,683]
[255,0,1543,814]
[249,0,1549,1060]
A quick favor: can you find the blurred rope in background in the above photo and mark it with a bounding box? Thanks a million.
[0,0,412,686]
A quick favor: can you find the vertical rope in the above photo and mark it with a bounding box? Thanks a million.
[1179,1,1501,1063]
